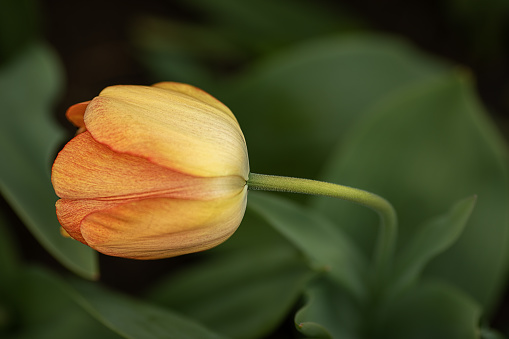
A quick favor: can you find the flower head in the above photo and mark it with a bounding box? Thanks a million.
[52,82,249,259]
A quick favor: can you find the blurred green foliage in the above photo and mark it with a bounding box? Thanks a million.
[131,0,361,86]
[0,42,98,279]
[1,0,509,338]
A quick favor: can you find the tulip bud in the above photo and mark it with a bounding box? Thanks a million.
[52,82,249,259]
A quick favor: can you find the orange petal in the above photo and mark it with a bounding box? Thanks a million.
[52,131,246,201]
[83,83,249,178]
[66,101,90,128]
[80,188,248,259]
[56,198,123,244]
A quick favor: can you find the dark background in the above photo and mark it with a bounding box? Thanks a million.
[38,0,509,124]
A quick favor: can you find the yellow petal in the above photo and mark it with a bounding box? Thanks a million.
[152,82,236,120]
[80,188,248,259]
[52,131,246,201]
[83,82,249,178]
[60,227,71,238]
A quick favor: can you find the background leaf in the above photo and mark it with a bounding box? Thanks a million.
[312,71,509,312]
[147,209,315,339]
[378,281,481,339]
[480,328,507,339]
[248,192,368,301]
[67,277,225,339]
[220,34,450,180]
[295,276,362,339]
[390,195,477,297]
[5,267,120,339]
[0,42,98,279]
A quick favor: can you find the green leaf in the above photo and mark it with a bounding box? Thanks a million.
[7,267,120,339]
[67,278,225,339]
[390,195,477,296]
[378,281,481,339]
[248,192,368,300]
[295,277,483,339]
[147,209,315,339]
[295,276,362,339]
[312,72,509,311]
[0,43,98,279]
[480,327,507,339]
[9,267,222,339]
[223,34,450,180]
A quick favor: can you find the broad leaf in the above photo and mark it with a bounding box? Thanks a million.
[479,328,507,339]
[223,34,450,180]
[295,276,362,339]
[67,278,225,339]
[390,195,477,297]
[0,43,98,279]
[248,192,368,300]
[313,72,509,310]
[378,281,481,339]
[8,267,120,339]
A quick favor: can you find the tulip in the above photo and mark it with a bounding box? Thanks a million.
[52,82,249,259]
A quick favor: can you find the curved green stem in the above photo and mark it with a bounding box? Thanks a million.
[247,173,397,282]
